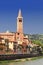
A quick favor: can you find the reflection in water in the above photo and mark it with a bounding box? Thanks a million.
[0,59,43,65]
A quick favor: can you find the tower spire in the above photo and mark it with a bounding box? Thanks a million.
[18,9,22,18]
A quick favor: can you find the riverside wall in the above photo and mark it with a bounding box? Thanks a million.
[0,53,43,60]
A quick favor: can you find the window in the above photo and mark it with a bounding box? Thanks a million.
[18,33,19,35]
[19,19,22,22]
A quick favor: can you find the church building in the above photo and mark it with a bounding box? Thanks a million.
[0,9,30,53]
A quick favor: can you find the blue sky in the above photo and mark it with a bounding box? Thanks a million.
[0,0,43,34]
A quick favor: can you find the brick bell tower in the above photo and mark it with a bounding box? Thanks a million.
[17,9,23,33]
[16,9,24,44]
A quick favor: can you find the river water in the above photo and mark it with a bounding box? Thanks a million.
[0,59,43,65]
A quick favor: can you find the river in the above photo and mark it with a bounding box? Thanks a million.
[0,59,43,65]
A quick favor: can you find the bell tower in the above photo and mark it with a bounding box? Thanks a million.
[17,9,23,33]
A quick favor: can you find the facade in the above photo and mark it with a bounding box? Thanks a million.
[0,9,30,53]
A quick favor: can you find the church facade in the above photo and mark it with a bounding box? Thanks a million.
[0,10,31,53]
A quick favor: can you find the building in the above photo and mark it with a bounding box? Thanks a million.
[0,9,30,53]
